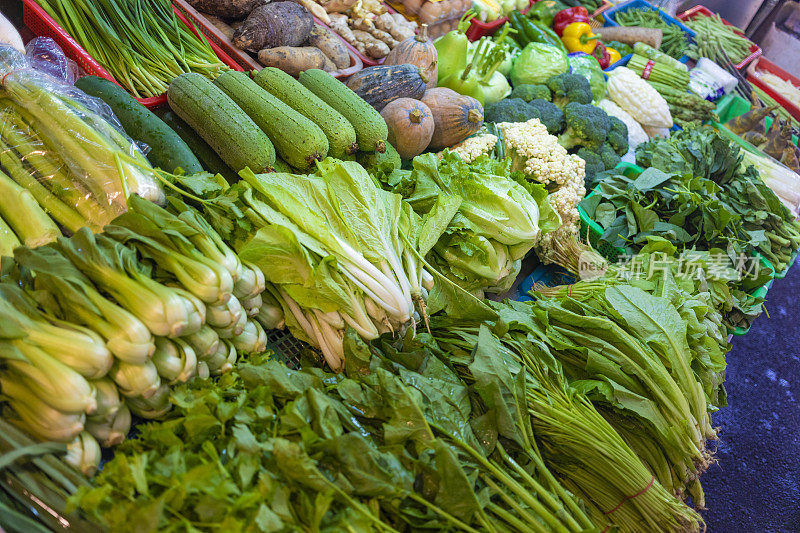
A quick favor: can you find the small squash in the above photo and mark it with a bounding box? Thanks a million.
[383,25,438,89]
[345,64,429,111]
[380,98,434,160]
[421,87,483,150]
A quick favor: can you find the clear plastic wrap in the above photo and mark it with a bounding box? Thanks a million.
[24,37,79,85]
[0,44,164,238]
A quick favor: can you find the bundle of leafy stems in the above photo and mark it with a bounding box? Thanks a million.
[38,0,225,97]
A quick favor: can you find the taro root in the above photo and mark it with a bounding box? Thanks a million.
[232,2,314,52]
[186,0,266,20]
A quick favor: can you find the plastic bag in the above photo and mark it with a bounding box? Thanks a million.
[25,37,79,84]
[0,44,164,235]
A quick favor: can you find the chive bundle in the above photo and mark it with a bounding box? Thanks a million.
[37,0,226,98]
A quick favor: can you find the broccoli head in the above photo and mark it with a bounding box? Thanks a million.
[545,73,593,109]
[485,98,536,124]
[606,116,629,156]
[528,99,564,135]
[576,147,605,184]
[558,102,610,150]
[597,143,621,170]
[509,83,551,102]
[577,145,620,186]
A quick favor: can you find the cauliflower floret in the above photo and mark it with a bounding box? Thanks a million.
[449,133,498,163]
[496,119,587,263]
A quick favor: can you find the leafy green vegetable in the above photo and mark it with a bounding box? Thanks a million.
[374,152,559,294]
[635,126,800,272]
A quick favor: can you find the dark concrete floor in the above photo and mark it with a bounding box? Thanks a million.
[701,258,800,532]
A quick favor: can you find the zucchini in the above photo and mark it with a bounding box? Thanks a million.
[167,73,275,173]
[253,68,358,158]
[214,71,328,170]
[75,76,203,174]
[299,69,388,153]
[156,110,238,183]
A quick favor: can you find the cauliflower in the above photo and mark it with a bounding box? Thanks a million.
[496,118,586,262]
[606,67,673,128]
[449,133,498,163]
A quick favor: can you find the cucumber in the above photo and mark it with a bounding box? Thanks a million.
[167,73,275,173]
[214,71,328,171]
[253,68,358,159]
[156,110,238,183]
[299,69,388,153]
[75,76,203,174]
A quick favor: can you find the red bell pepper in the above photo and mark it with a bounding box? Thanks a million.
[553,6,591,37]
[592,41,611,69]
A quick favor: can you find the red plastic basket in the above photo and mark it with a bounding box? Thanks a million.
[21,0,244,108]
[677,5,761,69]
[465,0,536,41]
[172,0,363,77]
[746,57,800,123]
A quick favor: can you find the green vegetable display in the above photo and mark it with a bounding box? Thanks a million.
[635,126,800,272]
[685,13,755,65]
[615,7,690,59]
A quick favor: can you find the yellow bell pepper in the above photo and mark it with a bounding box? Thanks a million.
[607,46,622,65]
[561,22,598,54]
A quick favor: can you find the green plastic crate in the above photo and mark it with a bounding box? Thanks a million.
[579,162,642,263]
[714,93,798,145]
[730,254,773,336]
[265,329,305,369]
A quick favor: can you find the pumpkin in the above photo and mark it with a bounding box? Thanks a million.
[345,64,429,111]
[383,25,438,89]
[421,88,483,150]
[379,98,435,160]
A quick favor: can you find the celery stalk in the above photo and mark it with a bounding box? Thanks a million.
[0,212,19,257]
[0,167,59,247]
[0,109,111,228]
[0,136,92,233]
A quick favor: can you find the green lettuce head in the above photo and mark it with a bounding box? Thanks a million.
[510,43,568,86]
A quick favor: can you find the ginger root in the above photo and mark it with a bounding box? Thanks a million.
[374,12,417,41]
[351,29,390,58]
[328,13,358,43]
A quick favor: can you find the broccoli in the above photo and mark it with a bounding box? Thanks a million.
[576,147,606,184]
[606,116,629,156]
[577,145,620,186]
[597,143,621,170]
[528,99,564,135]
[545,73,593,109]
[485,98,536,124]
[558,102,610,150]
[509,83,551,102]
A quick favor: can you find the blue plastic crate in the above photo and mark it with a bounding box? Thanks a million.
[603,0,696,36]
[516,265,577,301]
